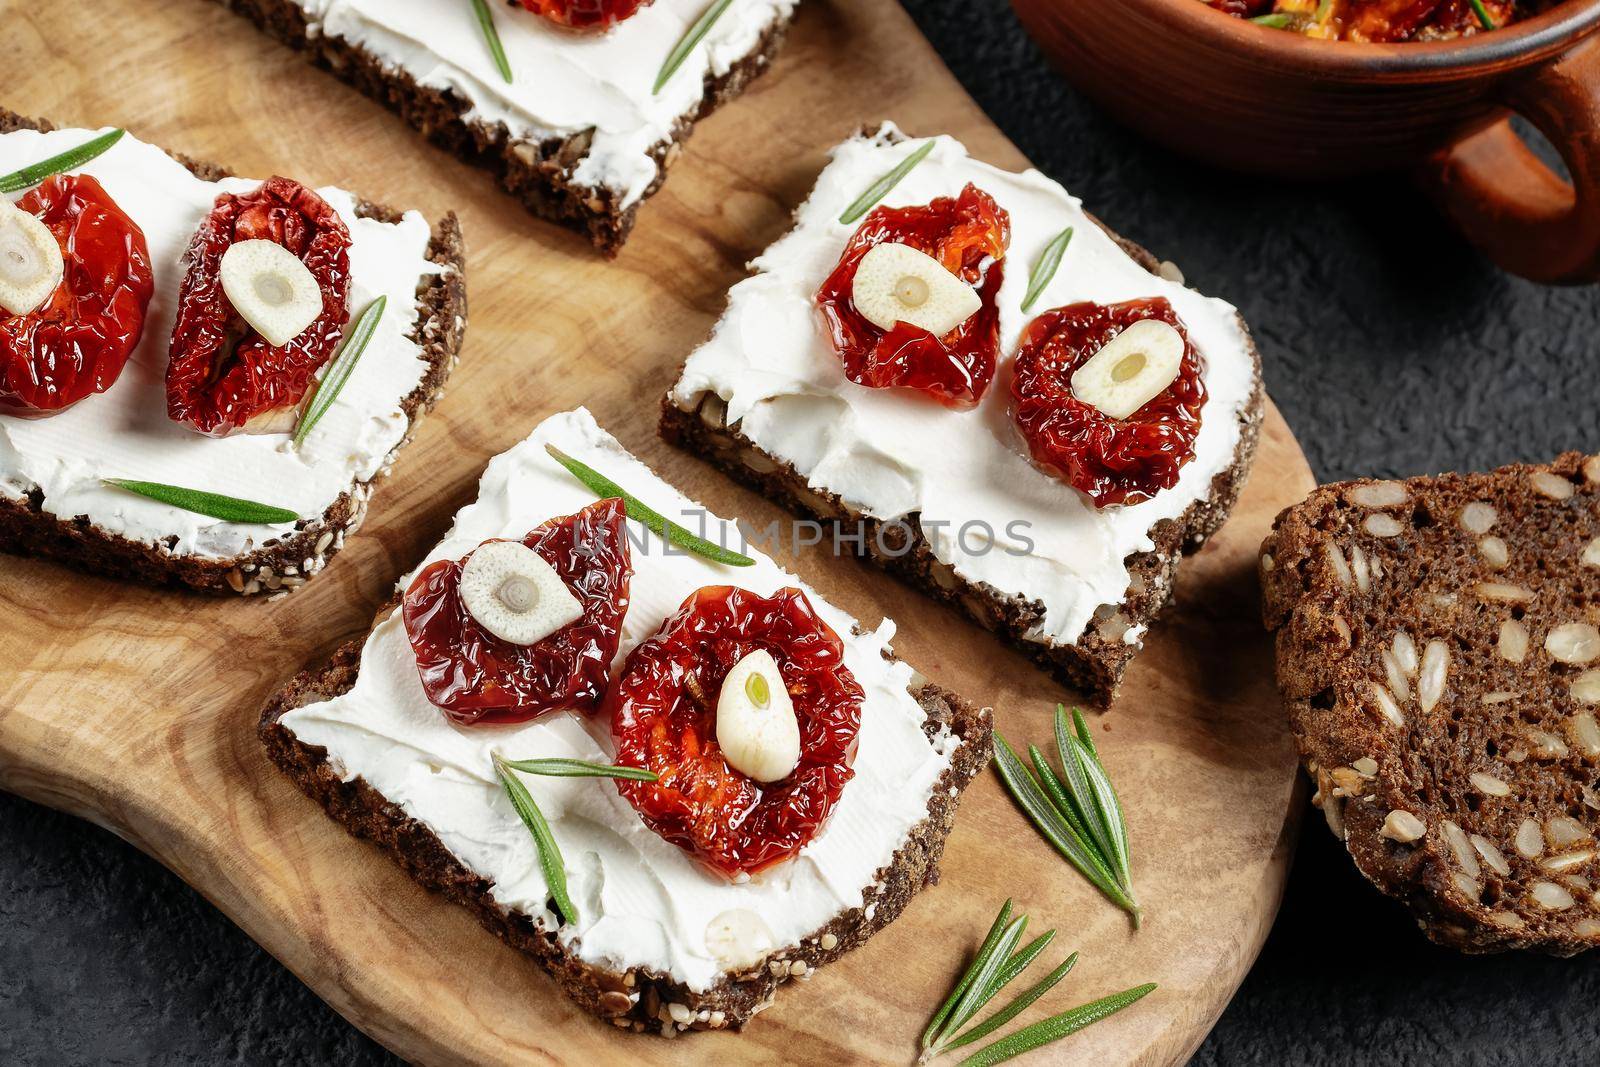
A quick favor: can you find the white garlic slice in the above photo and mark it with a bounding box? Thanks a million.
[851,241,981,338]
[704,908,776,970]
[219,239,324,347]
[459,540,583,646]
[1070,319,1185,420]
[0,198,64,317]
[716,649,800,783]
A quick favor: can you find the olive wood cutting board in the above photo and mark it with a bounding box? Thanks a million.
[0,1,1315,1063]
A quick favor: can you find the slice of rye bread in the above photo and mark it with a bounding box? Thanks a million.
[1260,453,1600,954]
[259,626,992,1033]
[0,109,467,598]
[661,228,1264,708]
[206,0,792,256]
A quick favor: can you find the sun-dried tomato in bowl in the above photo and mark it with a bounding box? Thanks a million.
[515,0,653,30]
[1212,0,1547,41]
[402,498,633,726]
[607,585,864,878]
[165,177,352,437]
[1011,297,1207,509]
[0,175,154,417]
[815,183,1009,409]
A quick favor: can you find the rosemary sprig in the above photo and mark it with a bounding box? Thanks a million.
[838,139,936,225]
[493,754,652,926]
[654,0,735,94]
[544,444,755,566]
[1468,0,1496,29]
[920,900,1155,1064]
[993,705,1140,926]
[101,479,298,524]
[293,295,386,446]
[471,0,514,84]
[498,756,659,782]
[0,128,124,194]
[1019,227,1073,313]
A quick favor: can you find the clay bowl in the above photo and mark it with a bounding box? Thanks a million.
[1010,0,1600,283]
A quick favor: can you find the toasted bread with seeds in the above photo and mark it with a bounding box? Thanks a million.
[1260,452,1600,953]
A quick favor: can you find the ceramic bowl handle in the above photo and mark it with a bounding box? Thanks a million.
[1423,35,1600,284]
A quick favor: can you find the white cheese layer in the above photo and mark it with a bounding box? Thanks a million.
[296,0,796,208]
[670,124,1258,647]
[280,408,957,992]
[0,127,441,561]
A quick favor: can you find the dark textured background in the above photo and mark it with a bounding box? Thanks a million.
[5,2,1600,1064]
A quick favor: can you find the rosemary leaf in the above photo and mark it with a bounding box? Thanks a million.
[499,757,659,782]
[1019,227,1073,313]
[0,128,124,194]
[293,295,387,446]
[1066,732,1134,892]
[1051,720,1121,870]
[1068,704,1098,762]
[1248,12,1294,27]
[544,444,755,566]
[955,983,1157,1067]
[1468,0,1495,29]
[471,0,514,84]
[941,917,1026,1044]
[921,900,1013,1049]
[838,139,936,225]
[1028,743,1095,845]
[943,953,1078,1053]
[494,754,576,925]
[102,479,298,524]
[990,930,1055,1002]
[993,735,1136,916]
[654,0,735,94]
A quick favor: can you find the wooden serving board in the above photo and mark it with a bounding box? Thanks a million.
[0,2,1315,1063]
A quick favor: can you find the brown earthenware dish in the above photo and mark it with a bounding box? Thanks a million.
[1011,0,1600,283]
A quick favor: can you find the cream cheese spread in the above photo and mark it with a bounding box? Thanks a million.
[0,126,441,561]
[295,0,797,208]
[670,124,1258,648]
[280,408,958,992]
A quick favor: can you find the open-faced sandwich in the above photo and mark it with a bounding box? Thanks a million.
[663,123,1264,705]
[213,0,796,254]
[1263,454,1600,953]
[260,407,991,1034]
[0,112,466,596]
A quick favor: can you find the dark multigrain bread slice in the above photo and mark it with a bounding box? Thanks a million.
[0,109,467,597]
[260,628,991,1033]
[661,226,1263,707]
[207,0,791,255]
[1261,452,1600,954]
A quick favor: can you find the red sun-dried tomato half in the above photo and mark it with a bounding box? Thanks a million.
[165,177,352,437]
[1011,297,1207,509]
[607,585,864,877]
[515,0,653,30]
[0,175,154,417]
[402,497,633,726]
[815,182,1009,409]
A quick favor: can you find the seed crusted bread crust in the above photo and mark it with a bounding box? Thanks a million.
[207,0,791,256]
[259,624,992,1034]
[0,109,467,598]
[661,165,1264,706]
[1260,453,1600,954]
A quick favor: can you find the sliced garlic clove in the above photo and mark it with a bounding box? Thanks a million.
[851,241,981,338]
[716,649,800,783]
[1069,318,1185,420]
[458,540,583,646]
[219,239,324,348]
[704,908,775,970]
[0,198,64,317]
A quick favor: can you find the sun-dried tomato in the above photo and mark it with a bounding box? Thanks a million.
[165,177,351,436]
[0,175,153,417]
[402,498,633,726]
[608,585,864,877]
[815,183,1009,409]
[515,0,652,30]
[1011,298,1207,509]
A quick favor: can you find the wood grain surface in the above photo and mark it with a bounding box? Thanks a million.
[0,1,1315,1063]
